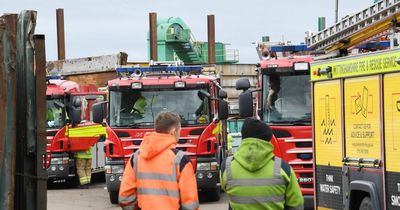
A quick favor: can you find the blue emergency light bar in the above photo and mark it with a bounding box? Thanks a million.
[46,75,62,80]
[116,65,203,73]
[270,44,313,52]
[356,41,390,49]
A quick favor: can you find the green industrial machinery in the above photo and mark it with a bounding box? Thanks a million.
[148,17,239,64]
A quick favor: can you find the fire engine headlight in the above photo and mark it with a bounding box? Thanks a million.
[51,158,62,165]
[207,172,213,179]
[105,165,112,174]
[197,162,218,171]
[51,157,69,165]
[197,172,204,179]
[197,163,210,171]
[293,62,309,71]
[131,82,142,89]
[62,157,69,164]
[111,165,125,174]
[210,162,218,171]
[174,81,186,89]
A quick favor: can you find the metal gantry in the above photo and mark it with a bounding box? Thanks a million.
[306,0,400,52]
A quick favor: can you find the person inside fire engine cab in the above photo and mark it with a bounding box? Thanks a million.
[265,74,282,120]
[127,92,154,123]
[46,100,64,128]
[130,93,148,116]
[195,90,209,124]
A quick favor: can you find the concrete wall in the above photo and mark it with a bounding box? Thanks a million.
[47,53,128,76]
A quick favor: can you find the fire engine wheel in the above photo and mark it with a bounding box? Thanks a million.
[359,196,373,210]
[109,191,119,204]
[207,187,221,202]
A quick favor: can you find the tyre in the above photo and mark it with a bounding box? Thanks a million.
[109,191,119,204]
[207,187,221,202]
[359,196,373,210]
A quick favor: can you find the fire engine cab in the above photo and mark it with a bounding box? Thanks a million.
[236,40,314,209]
[93,62,229,203]
[46,76,107,183]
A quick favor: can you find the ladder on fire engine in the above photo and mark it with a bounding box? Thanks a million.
[306,0,400,53]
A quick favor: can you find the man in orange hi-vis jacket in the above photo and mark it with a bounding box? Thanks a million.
[119,111,199,210]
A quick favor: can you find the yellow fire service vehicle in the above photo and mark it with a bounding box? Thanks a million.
[308,1,400,209]
[311,47,400,210]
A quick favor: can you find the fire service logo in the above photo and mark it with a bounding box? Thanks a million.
[353,86,373,118]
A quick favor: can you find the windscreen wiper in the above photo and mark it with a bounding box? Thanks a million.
[268,119,311,125]
[180,120,202,126]
[127,122,154,128]
[288,119,311,125]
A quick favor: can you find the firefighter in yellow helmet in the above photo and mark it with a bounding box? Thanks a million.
[130,95,148,115]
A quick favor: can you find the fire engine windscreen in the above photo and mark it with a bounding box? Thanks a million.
[109,89,210,127]
[46,98,66,128]
[262,74,311,124]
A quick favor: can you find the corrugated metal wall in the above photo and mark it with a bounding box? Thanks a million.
[0,13,18,210]
[0,11,47,210]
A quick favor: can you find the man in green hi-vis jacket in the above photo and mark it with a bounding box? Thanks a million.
[221,118,304,210]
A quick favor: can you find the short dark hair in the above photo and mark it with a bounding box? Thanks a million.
[155,111,181,133]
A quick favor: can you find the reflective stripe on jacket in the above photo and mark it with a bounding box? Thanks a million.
[67,124,107,138]
[119,132,199,210]
[221,137,304,210]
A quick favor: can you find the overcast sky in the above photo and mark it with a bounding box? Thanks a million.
[1,0,376,64]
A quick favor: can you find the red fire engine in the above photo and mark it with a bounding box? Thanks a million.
[46,76,107,184]
[93,62,229,203]
[236,41,314,209]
